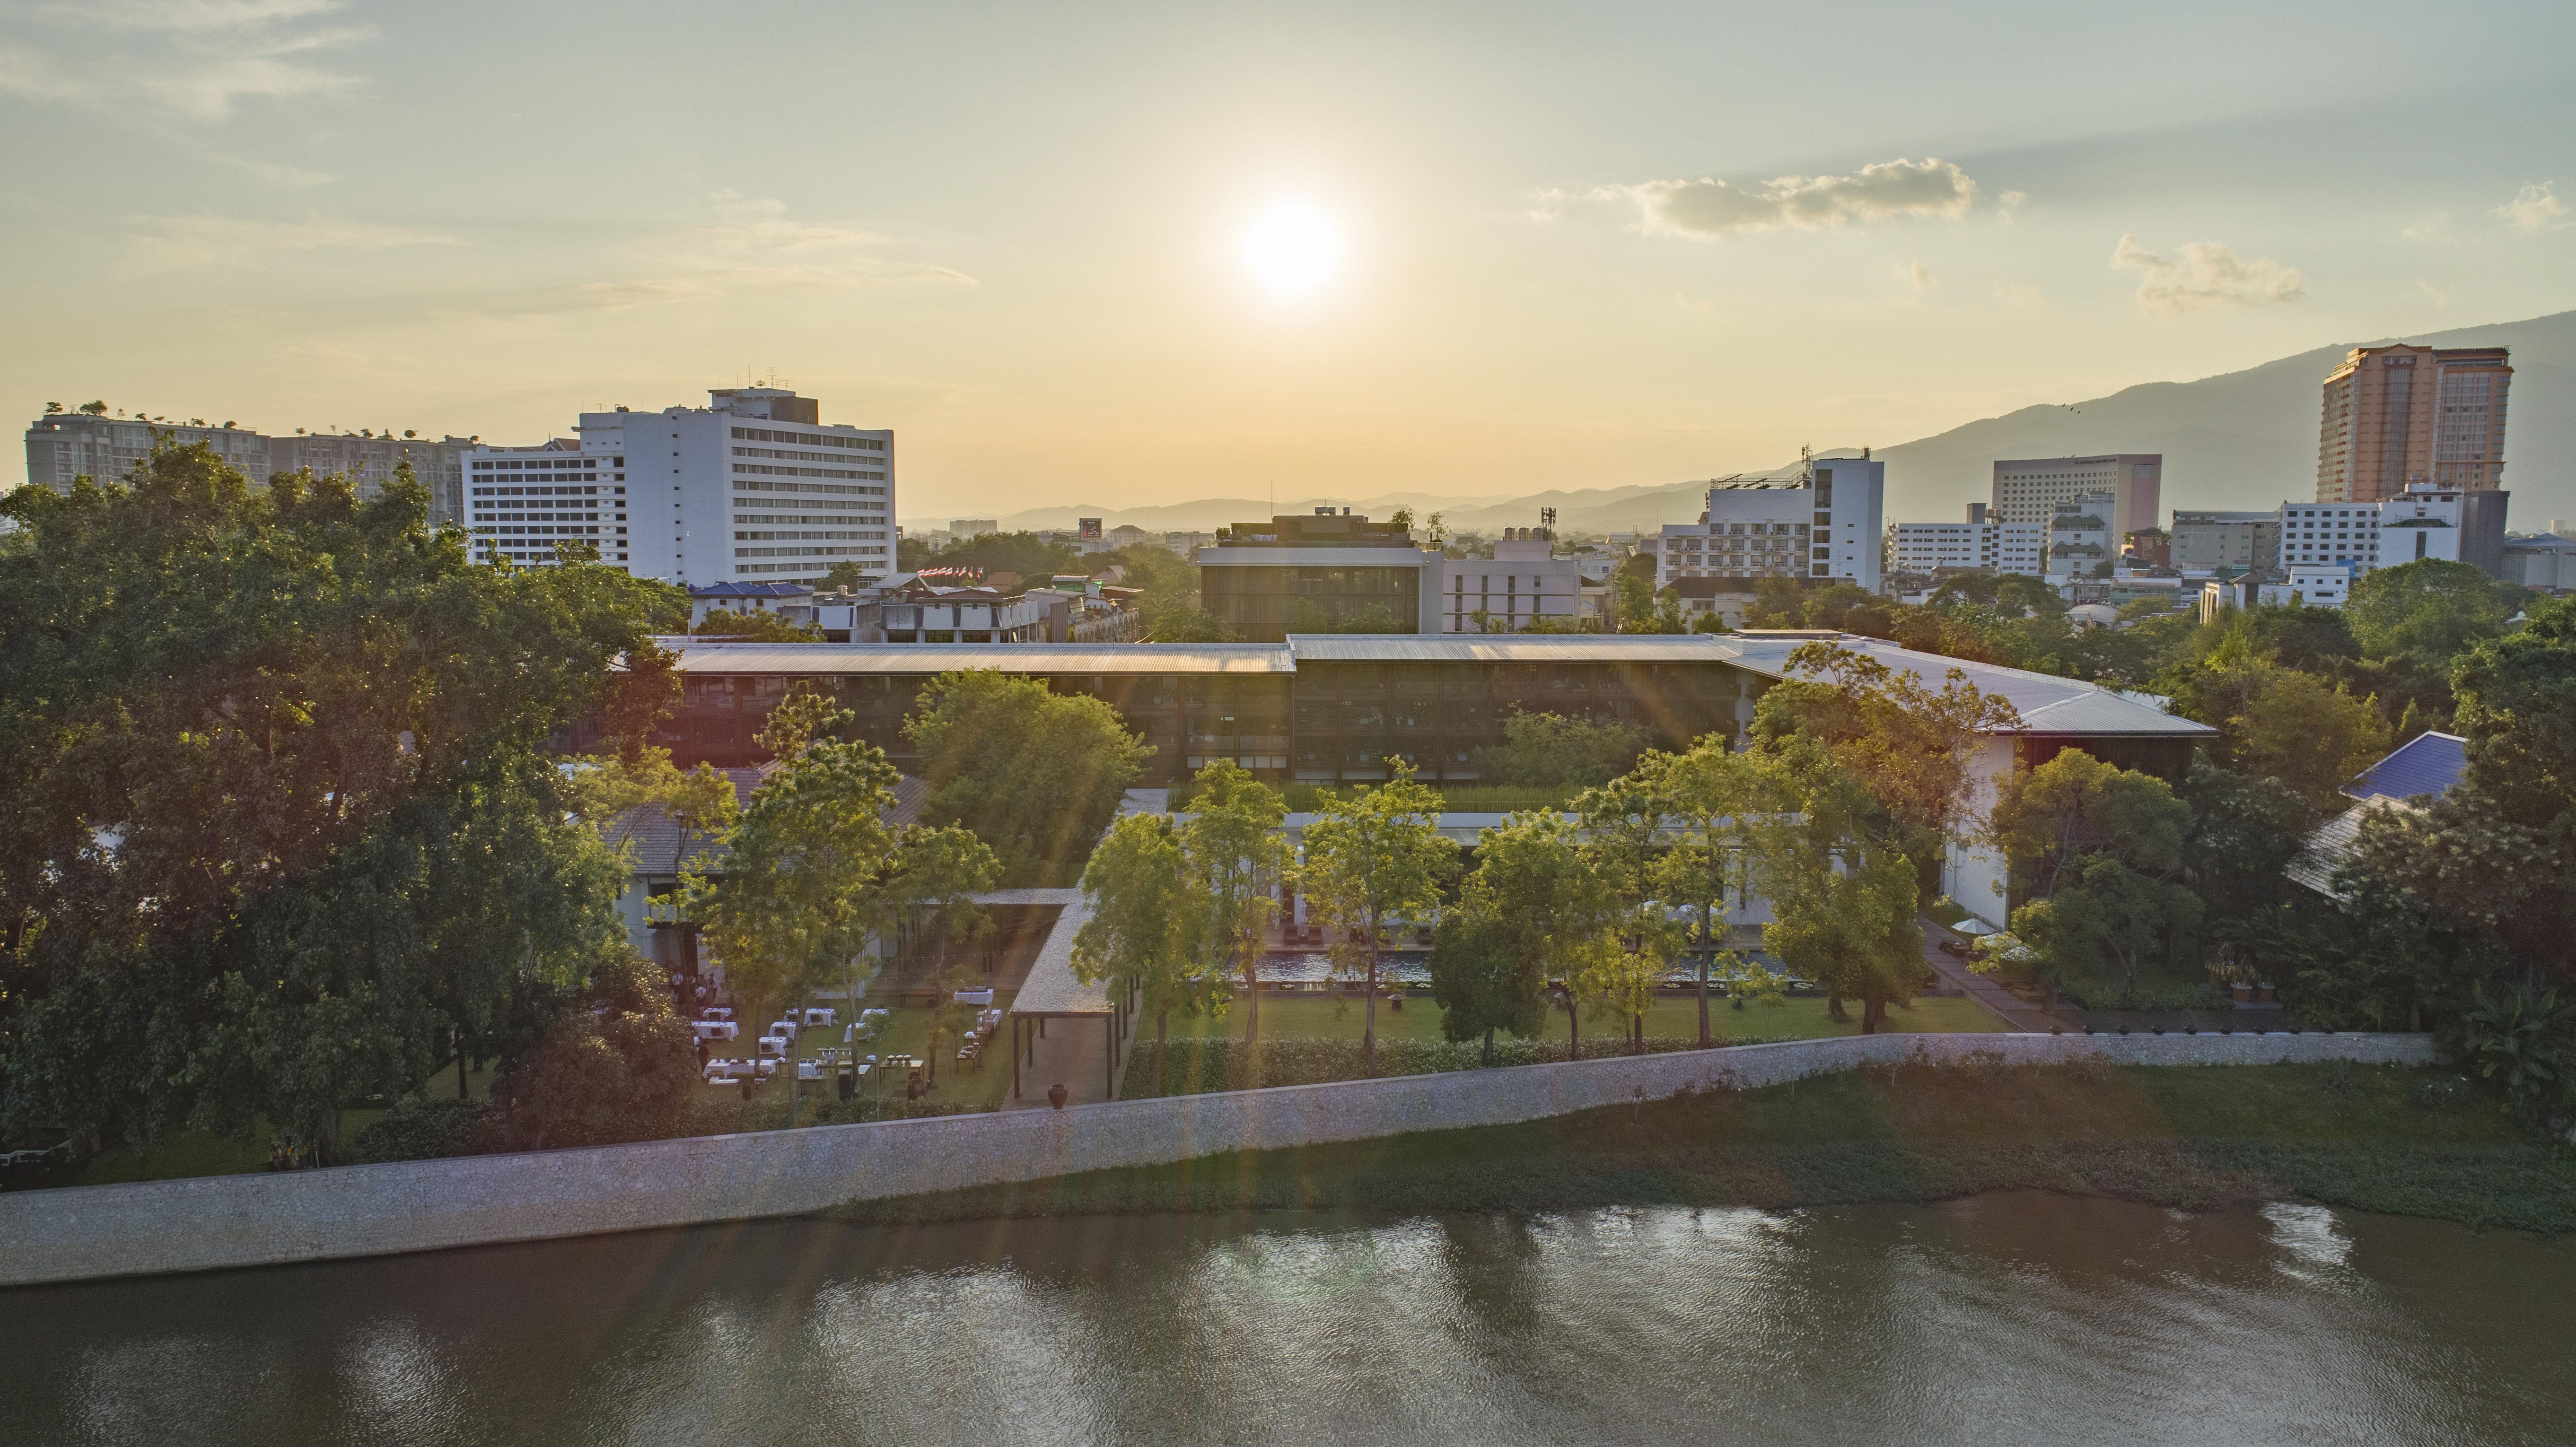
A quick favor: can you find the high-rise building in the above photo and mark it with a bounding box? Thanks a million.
[2276,483,2509,578]
[24,411,272,496]
[492,387,894,585]
[2316,345,2510,503]
[1652,457,1884,592]
[2045,492,2116,583]
[270,431,475,524]
[949,518,998,538]
[24,410,474,524]
[1990,454,2161,542]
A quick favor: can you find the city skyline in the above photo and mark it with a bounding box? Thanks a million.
[3,2,2572,520]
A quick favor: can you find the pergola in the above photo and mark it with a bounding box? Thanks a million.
[972,889,1133,1105]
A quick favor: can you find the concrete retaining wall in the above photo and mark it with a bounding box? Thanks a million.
[0,1030,2436,1288]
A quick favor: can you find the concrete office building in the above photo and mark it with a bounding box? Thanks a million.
[1991,454,2161,541]
[949,518,999,539]
[1891,507,2048,579]
[2503,535,2576,593]
[487,387,895,586]
[1442,529,1582,633]
[1651,457,1884,592]
[1198,510,1445,641]
[2317,345,2510,503]
[2170,510,2282,573]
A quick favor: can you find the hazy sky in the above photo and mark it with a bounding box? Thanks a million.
[5,0,2572,520]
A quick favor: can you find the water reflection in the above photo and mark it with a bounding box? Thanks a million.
[7,1195,2571,1446]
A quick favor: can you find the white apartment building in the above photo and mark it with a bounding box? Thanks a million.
[2045,492,2117,583]
[493,387,896,585]
[1440,531,1582,632]
[462,438,622,567]
[1889,504,2048,579]
[1652,457,1884,592]
[2274,482,2506,578]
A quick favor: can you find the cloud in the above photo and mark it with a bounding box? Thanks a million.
[453,194,978,318]
[2418,280,2452,310]
[2109,235,2303,316]
[121,213,462,271]
[1904,260,1933,292]
[1611,157,1982,239]
[0,0,363,119]
[2494,181,2568,232]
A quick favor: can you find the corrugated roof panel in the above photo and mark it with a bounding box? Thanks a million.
[2345,731,2469,802]
[663,641,1297,674]
[1285,635,1735,663]
[1715,634,2215,738]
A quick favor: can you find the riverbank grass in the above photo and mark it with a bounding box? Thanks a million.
[831,1061,2576,1236]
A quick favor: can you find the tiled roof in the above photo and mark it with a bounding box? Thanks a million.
[2345,731,2469,803]
[2288,795,2411,898]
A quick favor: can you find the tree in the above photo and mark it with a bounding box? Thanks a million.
[689,706,904,1021]
[1469,710,1652,789]
[896,529,1080,580]
[904,670,1150,885]
[1745,750,1925,1032]
[1990,749,2201,985]
[1432,810,1614,1060]
[2345,558,2526,668]
[474,952,700,1151]
[1644,741,1780,1045]
[1574,767,1685,1053]
[2164,652,2390,809]
[1335,601,1411,634]
[1073,812,1224,1093]
[692,608,824,641]
[1179,761,1291,1045]
[1298,760,1459,1072]
[1750,640,2020,877]
[1145,605,1239,642]
[0,445,680,1159]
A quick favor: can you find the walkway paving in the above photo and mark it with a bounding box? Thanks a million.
[1915,918,2063,1032]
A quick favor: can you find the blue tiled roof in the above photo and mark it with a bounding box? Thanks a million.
[2345,731,2468,803]
[688,582,811,599]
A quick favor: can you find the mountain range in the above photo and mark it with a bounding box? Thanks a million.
[931,308,2576,538]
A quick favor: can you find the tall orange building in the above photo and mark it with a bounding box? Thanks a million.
[2316,344,2510,503]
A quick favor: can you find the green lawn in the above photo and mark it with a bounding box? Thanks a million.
[835,1061,2576,1235]
[1167,991,2008,1043]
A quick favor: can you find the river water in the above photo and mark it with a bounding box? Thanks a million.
[5,1194,2569,1446]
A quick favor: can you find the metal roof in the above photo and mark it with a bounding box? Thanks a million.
[660,631,2215,738]
[2345,731,2468,803]
[976,889,1109,1015]
[1713,634,2215,739]
[1284,634,1739,663]
[664,641,1297,674]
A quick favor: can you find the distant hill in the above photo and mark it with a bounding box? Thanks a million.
[1867,309,2576,527]
[918,308,2576,538]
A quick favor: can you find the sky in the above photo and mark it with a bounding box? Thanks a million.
[4,0,2573,522]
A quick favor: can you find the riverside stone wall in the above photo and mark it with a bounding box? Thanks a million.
[0,1030,2437,1288]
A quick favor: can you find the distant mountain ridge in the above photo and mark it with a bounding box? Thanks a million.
[919,309,2576,537]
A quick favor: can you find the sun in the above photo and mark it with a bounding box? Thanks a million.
[1240,200,1344,300]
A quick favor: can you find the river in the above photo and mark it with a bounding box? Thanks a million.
[4,1194,2568,1445]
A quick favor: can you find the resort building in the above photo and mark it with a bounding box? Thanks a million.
[613,631,2210,928]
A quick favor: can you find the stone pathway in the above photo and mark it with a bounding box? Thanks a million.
[1915,918,2063,1032]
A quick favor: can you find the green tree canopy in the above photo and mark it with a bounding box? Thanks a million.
[1428,811,1605,1062]
[1179,761,1290,1042]
[2345,558,2526,668]
[1990,749,2201,985]
[0,445,680,1157]
[903,670,1150,885]
[1298,760,1459,1072]
[1469,709,1652,789]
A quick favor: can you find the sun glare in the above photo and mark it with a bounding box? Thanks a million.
[1240,200,1344,300]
